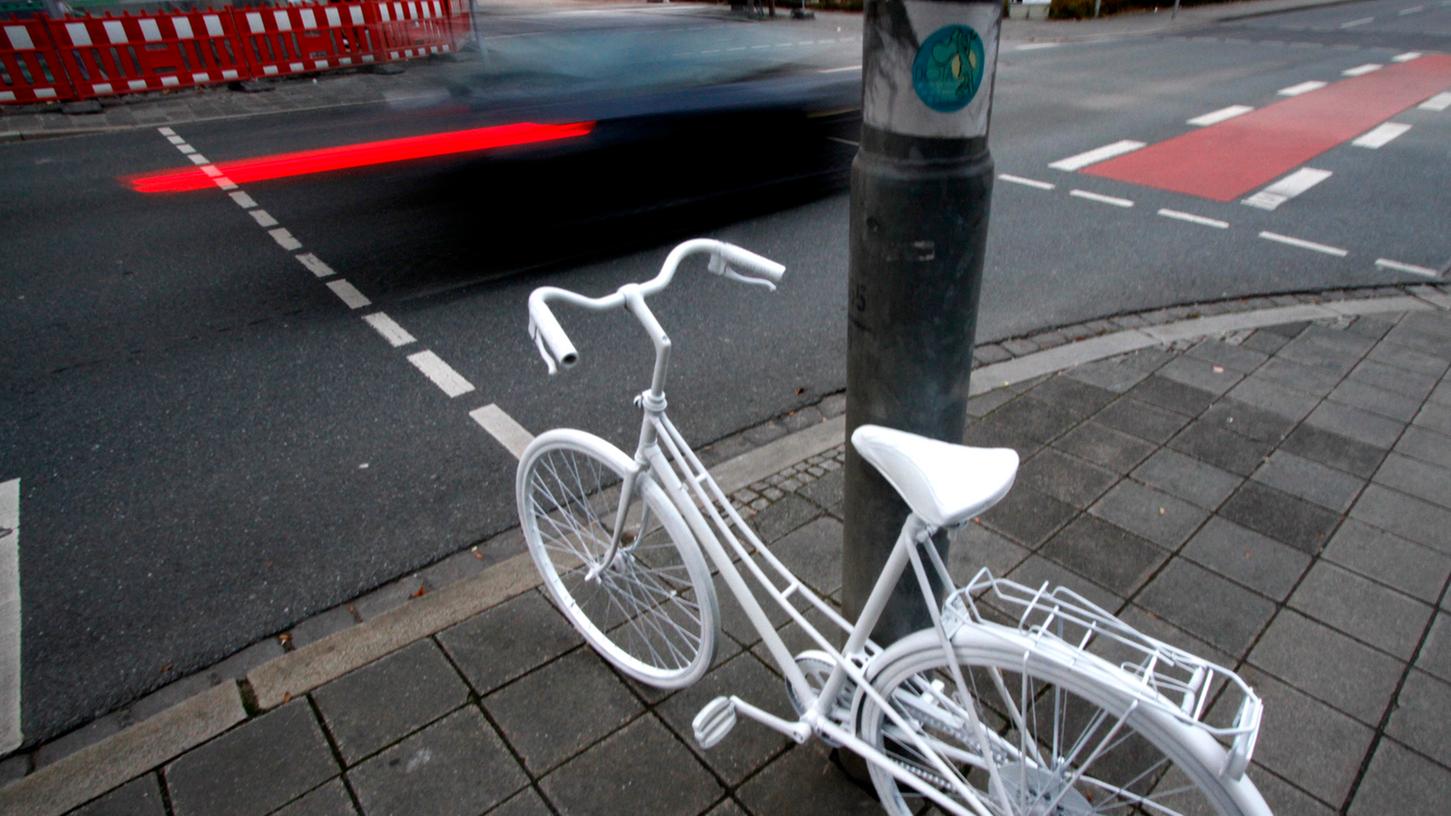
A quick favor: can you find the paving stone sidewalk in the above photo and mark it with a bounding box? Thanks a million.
[7,298,1451,815]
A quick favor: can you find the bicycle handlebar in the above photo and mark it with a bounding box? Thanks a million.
[527,239,785,375]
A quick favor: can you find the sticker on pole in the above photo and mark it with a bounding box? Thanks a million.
[911,25,985,113]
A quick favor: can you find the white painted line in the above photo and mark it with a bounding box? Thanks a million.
[408,351,475,398]
[157,126,176,136]
[228,191,257,209]
[268,228,302,251]
[214,177,238,191]
[1157,208,1229,229]
[166,135,186,146]
[1342,63,1383,76]
[1352,122,1411,148]
[1419,92,1451,111]
[1278,80,1327,96]
[325,279,371,310]
[1070,189,1134,207]
[470,404,534,459]
[826,136,859,147]
[1397,6,1424,15]
[199,165,222,178]
[1049,140,1145,171]
[176,144,196,155]
[295,253,335,278]
[249,209,278,228]
[1339,16,1374,28]
[999,173,1055,190]
[1376,258,1441,278]
[1259,231,1348,257]
[188,154,209,165]
[818,65,859,73]
[1015,42,1060,51]
[1242,168,1332,210]
[0,478,19,754]
[362,312,417,347]
[1187,105,1253,126]
[1392,51,1422,61]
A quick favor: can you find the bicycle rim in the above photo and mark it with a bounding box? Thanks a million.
[857,628,1268,816]
[518,430,717,688]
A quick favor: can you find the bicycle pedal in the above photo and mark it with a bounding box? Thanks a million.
[692,696,737,749]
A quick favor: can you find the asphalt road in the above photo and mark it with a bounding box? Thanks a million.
[3,0,1450,743]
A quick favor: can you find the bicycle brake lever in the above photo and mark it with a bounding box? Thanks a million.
[528,319,559,376]
[721,266,777,292]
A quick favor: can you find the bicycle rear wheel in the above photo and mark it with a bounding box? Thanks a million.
[517,429,717,688]
[856,628,1269,816]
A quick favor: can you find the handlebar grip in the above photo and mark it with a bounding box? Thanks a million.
[528,295,578,374]
[718,243,785,284]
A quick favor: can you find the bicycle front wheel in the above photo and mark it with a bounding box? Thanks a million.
[856,627,1269,816]
[517,429,717,689]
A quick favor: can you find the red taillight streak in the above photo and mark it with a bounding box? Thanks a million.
[129,121,595,193]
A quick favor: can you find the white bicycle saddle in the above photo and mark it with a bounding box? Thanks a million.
[851,424,1019,528]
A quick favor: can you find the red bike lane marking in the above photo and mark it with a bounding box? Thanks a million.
[1081,54,1451,202]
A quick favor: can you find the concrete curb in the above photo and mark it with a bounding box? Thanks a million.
[5,285,1448,809]
[0,683,245,816]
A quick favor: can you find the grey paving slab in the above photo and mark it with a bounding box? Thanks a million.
[1323,519,1451,605]
[289,605,358,649]
[1384,321,1451,359]
[1251,450,1365,513]
[1372,452,1451,511]
[1168,420,1276,477]
[770,517,843,597]
[1280,424,1387,478]
[1240,329,1291,354]
[36,715,123,769]
[1249,611,1403,725]
[1250,358,1341,398]
[1039,515,1168,598]
[1348,358,1440,401]
[1414,401,1451,437]
[750,493,822,543]
[1016,447,1118,509]
[1136,559,1275,656]
[1223,377,1321,422]
[68,773,165,816]
[1363,335,1448,377]
[966,387,1016,418]
[1024,375,1117,419]
[348,707,527,816]
[797,466,844,515]
[270,779,356,816]
[736,741,882,816]
[483,648,642,774]
[964,395,1081,450]
[1181,517,1310,601]
[1350,484,1451,555]
[1289,562,1432,660]
[1416,614,1451,684]
[488,788,553,816]
[1395,424,1451,469]
[1132,448,1242,511]
[1005,555,1122,615]
[1062,357,1151,394]
[1053,420,1157,473]
[1198,399,1298,444]
[1276,331,1370,376]
[1092,396,1193,444]
[1088,480,1207,548]
[946,522,1031,585]
[1117,605,1232,669]
[437,590,579,695]
[1219,481,1340,554]
[1347,737,1451,816]
[1327,377,1421,423]
[418,546,492,592]
[1345,315,1395,342]
[1225,667,1373,810]
[656,653,791,786]
[704,800,748,816]
[354,573,429,621]
[1432,379,1451,407]
[1155,355,1244,396]
[1185,338,1270,373]
[164,701,337,816]
[1247,768,1335,816]
[1308,393,1409,448]
[1127,375,1218,416]
[312,639,469,764]
[979,484,1077,548]
[539,715,722,816]
[1387,670,1451,767]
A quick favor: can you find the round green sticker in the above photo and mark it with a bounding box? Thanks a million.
[911,25,985,113]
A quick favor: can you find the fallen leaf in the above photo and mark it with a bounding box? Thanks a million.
[470,546,483,561]
[410,584,428,599]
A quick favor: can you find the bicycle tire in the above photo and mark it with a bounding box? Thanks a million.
[856,627,1270,816]
[517,429,718,688]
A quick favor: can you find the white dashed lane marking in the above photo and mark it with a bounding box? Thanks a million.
[1279,80,1327,96]
[1420,92,1451,111]
[1398,6,1424,15]
[1243,168,1332,211]
[249,209,279,228]
[1187,105,1253,126]
[1070,189,1134,207]
[1050,140,1145,171]
[408,351,475,398]
[1393,51,1422,61]
[1,478,19,754]
[1340,17,1374,28]
[268,228,302,251]
[1158,209,1229,229]
[470,405,534,459]
[1376,258,1441,278]
[1352,123,1411,148]
[296,253,336,278]
[229,191,257,209]
[363,313,417,348]
[187,154,209,166]
[326,279,372,310]
[999,174,1055,190]
[1342,63,1383,77]
[1259,231,1348,257]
